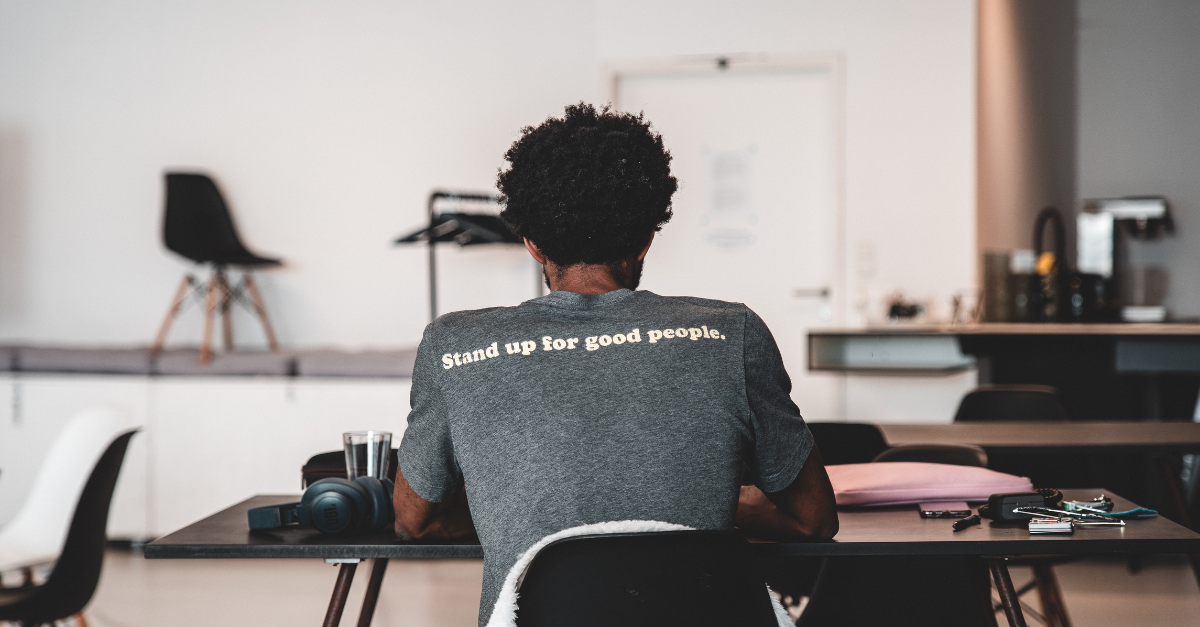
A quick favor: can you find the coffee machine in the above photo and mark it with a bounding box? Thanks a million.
[1075,196,1173,322]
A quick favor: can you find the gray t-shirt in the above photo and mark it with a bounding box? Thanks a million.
[397,289,814,624]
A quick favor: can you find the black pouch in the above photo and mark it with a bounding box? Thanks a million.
[301,449,399,488]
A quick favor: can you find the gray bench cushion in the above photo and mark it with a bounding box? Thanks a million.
[154,349,296,377]
[0,347,16,371]
[295,349,417,378]
[17,347,154,375]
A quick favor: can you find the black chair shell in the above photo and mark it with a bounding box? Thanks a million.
[163,173,280,267]
[873,443,989,467]
[953,384,1070,422]
[806,422,889,466]
[0,431,137,625]
[515,530,779,627]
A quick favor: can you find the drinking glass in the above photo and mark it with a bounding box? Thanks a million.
[342,431,392,480]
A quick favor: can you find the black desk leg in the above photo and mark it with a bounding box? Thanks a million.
[1153,454,1200,587]
[323,562,359,627]
[988,558,1028,627]
[974,558,1000,627]
[356,559,390,627]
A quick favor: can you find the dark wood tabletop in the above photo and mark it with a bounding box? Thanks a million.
[878,421,1200,453]
[145,490,1200,560]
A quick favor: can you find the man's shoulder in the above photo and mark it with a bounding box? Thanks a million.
[658,294,747,311]
[426,305,519,336]
[638,292,749,317]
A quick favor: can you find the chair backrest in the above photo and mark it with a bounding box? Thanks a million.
[0,430,137,624]
[515,531,779,627]
[163,172,252,264]
[953,384,1070,422]
[0,409,132,570]
[872,444,988,467]
[806,422,889,465]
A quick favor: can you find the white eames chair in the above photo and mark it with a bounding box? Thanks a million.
[0,408,135,574]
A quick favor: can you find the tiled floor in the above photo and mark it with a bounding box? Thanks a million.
[65,550,1200,626]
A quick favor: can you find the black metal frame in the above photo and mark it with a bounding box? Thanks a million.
[395,191,534,321]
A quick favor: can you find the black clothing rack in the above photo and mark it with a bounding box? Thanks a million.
[394,191,524,320]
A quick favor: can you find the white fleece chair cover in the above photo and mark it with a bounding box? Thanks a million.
[484,520,794,627]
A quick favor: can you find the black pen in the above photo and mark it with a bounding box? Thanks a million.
[952,515,981,531]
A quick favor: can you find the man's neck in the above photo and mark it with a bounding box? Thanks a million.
[544,260,633,294]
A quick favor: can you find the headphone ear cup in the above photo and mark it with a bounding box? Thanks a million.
[301,478,370,533]
[354,476,394,532]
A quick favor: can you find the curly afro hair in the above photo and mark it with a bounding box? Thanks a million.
[497,102,677,267]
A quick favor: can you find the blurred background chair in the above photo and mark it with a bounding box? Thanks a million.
[515,531,781,627]
[152,172,282,363]
[805,422,889,466]
[954,384,1071,423]
[873,443,988,467]
[797,443,1004,627]
[0,409,139,626]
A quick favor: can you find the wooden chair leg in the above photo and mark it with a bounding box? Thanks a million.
[73,612,90,627]
[200,273,220,364]
[218,270,234,353]
[243,272,280,351]
[152,274,195,354]
[1031,562,1071,627]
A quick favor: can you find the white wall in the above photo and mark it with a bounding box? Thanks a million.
[0,0,976,348]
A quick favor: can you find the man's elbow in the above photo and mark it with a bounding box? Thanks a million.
[798,508,839,540]
[810,512,839,540]
[395,515,434,541]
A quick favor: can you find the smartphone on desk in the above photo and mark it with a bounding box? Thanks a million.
[919,502,971,518]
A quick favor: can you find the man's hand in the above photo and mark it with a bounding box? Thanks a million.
[735,447,838,540]
[393,467,478,541]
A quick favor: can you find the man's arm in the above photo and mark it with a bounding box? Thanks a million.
[735,447,838,540]
[393,467,477,541]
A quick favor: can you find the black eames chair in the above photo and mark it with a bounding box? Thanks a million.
[953,384,1070,423]
[0,430,138,626]
[798,444,998,627]
[152,173,282,363]
[515,531,781,627]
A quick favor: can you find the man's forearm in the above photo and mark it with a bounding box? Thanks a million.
[736,448,839,540]
[393,470,478,541]
[736,484,837,540]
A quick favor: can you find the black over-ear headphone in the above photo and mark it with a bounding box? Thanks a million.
[247,476,394,534]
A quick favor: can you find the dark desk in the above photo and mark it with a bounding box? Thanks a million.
[878,421,1200,454]
[147,490,1200,627]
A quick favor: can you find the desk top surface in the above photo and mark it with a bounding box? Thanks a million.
[810,323,1200,337]
[146,490,1200,560]
[878,421,1200,452]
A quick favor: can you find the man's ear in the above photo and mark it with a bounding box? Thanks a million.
[636,234,655,261]
[523,238,548,264]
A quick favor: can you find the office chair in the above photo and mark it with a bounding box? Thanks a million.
[0,426,138,625]
[515,531,781,627]
[873,444,988,467]
[805,422,889,465]
[953,384,1070,422]
[952,385,1084,626]
[797,445,999,627]
[152,172,282,363]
